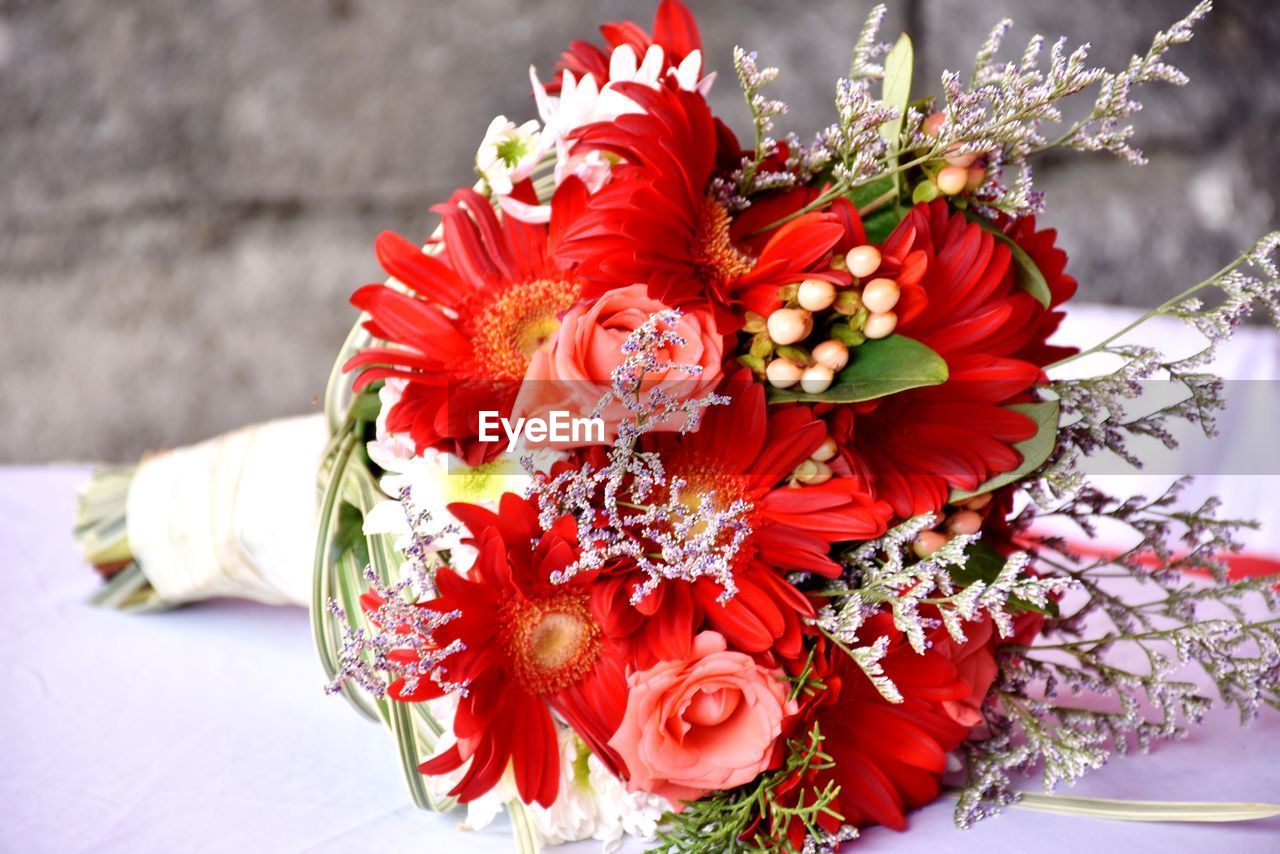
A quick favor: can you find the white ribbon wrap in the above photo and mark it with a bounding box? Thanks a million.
[125,414,327,606]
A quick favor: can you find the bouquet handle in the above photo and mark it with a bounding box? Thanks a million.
[75,415,329,610]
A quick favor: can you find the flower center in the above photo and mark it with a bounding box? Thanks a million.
[494,135,533,168]
[685,686,741,727]
[442,458,528,505]
[674,463,749,512]
[693,197,755,284]
[501,590,602,695]
[473,277,581,380]
[670,462,754,541]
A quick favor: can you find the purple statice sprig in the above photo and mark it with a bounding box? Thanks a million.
[955,474,1280,828]
[847,3,891,83]
[326,566,468,701]
[731,4,1215,236]
[951,228,1280,827]
[396,482,461,598]
[727,47,789,202]
[527,311,753,605]
[588,309,724,428]
[817,515,1075,704]
[932,1,1212,216]
[1042,232,1280,479]
[326,497,466,700]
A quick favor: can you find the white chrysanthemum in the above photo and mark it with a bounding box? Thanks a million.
[363,447,562,573]
[525,728,670,850]
[364,377,565,569]
[422,696,669,851]
[581,742,669,849]
[534,44,710,143]
[505,43,714,223]
[366,378,415,470]
[476,115,545,196]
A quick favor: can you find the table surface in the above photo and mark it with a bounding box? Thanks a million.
[5,307,1280,853]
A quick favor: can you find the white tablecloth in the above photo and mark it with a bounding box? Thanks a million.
[5,476,1279,853]
[4,305,1280,853]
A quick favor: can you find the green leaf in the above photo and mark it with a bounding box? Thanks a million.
[333,500,370,569]
[878,34,913,212]
[950,540,1059,617]
[846,176,901,243]
[508,800,543,853]
[1011,793,1280,823]
[861,207,901,244]
[946,539,1006,587]
[879,34,913,145]
[767,334,948,403]
[948,399,1059,502]
[848,176,901,243]
[968,216,1053,308]
[849,175,896,209]
[350,384,383,422]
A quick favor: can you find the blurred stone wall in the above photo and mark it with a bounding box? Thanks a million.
[1,0,1276,463]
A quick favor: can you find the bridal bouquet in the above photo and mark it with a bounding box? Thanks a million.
[78,1,1280,851]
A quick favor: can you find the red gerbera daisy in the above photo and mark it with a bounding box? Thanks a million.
[827,356,1041,518]
[345,181,587,465]
[379,493,628,807]
[593,373,892,665]
[761,620,973,843]
[763,602,1048,844]
[556,82,850,331]
[546,0,702,95]
[999,214,1080,367]
[827,201,1050,517]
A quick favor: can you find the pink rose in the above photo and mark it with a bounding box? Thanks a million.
[608,631,796,805]
[513,284,725,446]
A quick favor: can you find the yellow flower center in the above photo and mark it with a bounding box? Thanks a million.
[502,591,602,695]
[671,462,752,540]
[693,197,755,283]
[441,458,527,505]
[473,278,581,380]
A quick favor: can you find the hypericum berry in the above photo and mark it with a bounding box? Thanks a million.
[936,165,968,196]
[811,435,838,462]
[923,111,945,137]
[965,165,986,192]
[962,492,993,511]
[845,245,882,278]
[947,510,983,535]
[797,279,837,312]
[800,363,835,394]
[812,339,849,371]
[945,151,978,168]
[767,308,813,345]
[765,357,804,388]
[792,459,832,485]
[913,530,948,559]
[863,311,898,339]
[861,278,900,314]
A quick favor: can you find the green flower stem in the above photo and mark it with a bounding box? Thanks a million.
[1013,618,1280,653]
[745,150,942,238]
[1046,244,1263,371]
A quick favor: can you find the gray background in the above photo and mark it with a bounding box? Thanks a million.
[2,0,1276,463]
